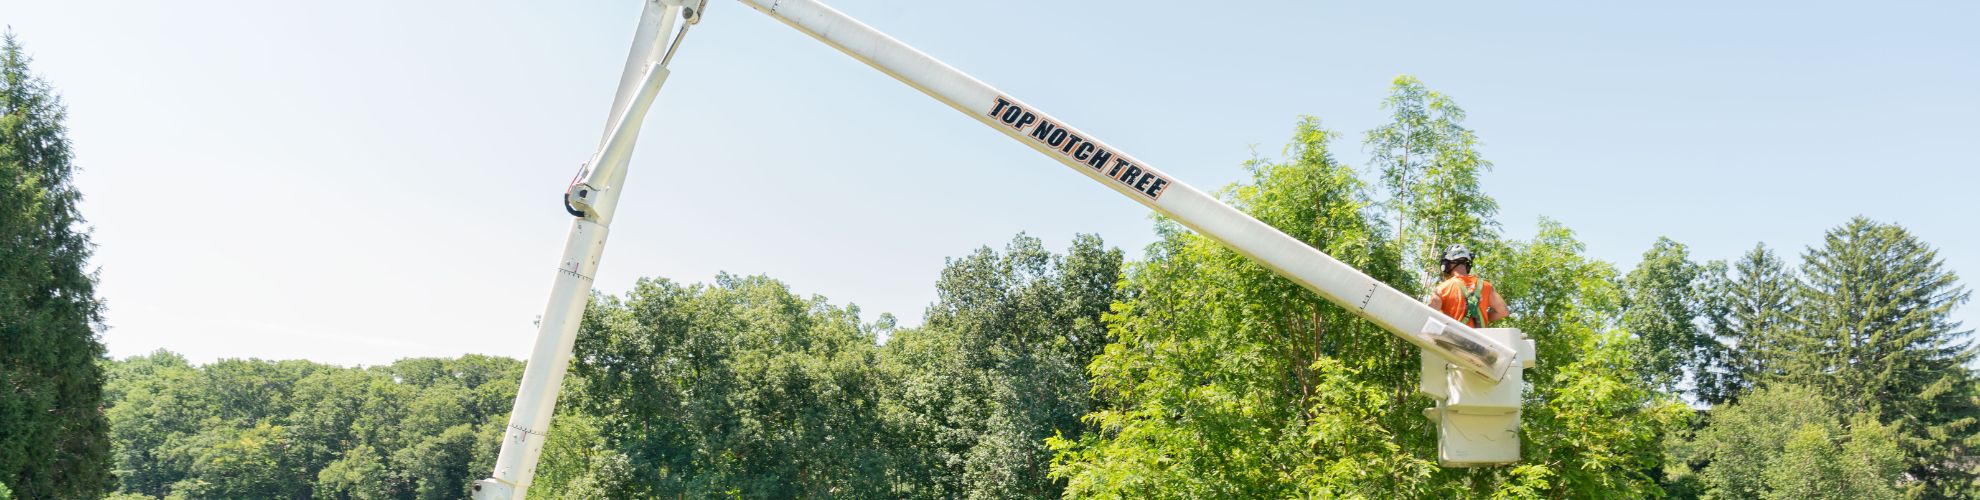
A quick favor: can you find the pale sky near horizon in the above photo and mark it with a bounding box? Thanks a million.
[4,1,1975,367]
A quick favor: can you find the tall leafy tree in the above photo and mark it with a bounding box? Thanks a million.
[1364,75,1499,290]
[101,351,204,496]
[564,275,892,497]
[0,31,113,498]
[1052,118,1426,497]
[1784,217,1977,497]
[1623,237,1715,398]
[1488,220,1692,496]
[882,233,1122,498]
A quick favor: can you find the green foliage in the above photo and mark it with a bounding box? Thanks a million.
[1669,385,1906,499]
[557,235,1123,499]
[520,410,605,499]
[100,353,520,499]
[882,233,1123,498]
[1762,424,1848,500]
[1671,384,1838,497]
[316,445,392,499]
[906,235,1124,500]
[1660,218,1979,498]
[1622,237,1715,397]
[1780,217,1978,496]
[1485,220,1692,496]
[1695,244,1796,405]
[1834,417,1909,499]
[1051,111,1683,497]
[873,320,980,498]
[1364,74,1499,288]
[1052,117,1421,497]
[0,30,114,498]
[170,422,308,499]
[565,274,892,497]
[103,351,200,496]
[94,246,1121,499]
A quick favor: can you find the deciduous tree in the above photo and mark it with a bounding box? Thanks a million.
[884,233,1122,498]
[1623,238,1715,397]
[1364,75,1499,290]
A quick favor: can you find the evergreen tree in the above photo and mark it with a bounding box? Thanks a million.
[0,31,114,498]
[1697,243,1797,405]
[1690,259,1734,405]
[1785,217,1977,497]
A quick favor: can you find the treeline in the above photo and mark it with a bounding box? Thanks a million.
[97,354,522,498]
[1639,222,1978,498]
[546,235,1122,497]
[92,234,1119,499]
[89,208,1978,499]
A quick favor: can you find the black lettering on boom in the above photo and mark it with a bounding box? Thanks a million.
[1087,149,1112,170]
[1061,134,1083,154]
[984,95,1172,201]
[1119,165,1143,185]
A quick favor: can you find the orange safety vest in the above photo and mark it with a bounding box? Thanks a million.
[1435,275,1495,328]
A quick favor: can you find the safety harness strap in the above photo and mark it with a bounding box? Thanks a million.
[1462,282,1485,328]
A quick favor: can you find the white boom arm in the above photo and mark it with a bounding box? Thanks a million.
[471,1,700,498]
[475,1,1520,497]
[734,0,1517,378]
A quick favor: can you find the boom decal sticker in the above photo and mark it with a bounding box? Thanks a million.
[988,97,1171,200]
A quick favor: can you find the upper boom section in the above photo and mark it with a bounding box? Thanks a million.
[734,0,1518,380]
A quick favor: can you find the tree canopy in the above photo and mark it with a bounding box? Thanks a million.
[1048,99,1686,498]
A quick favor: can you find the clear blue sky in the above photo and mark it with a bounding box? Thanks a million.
[6,1,1975,366]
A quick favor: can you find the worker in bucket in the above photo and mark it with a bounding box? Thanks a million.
[1426,244,1508,328]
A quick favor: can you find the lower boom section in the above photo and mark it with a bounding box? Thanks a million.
[474,218,608,499]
